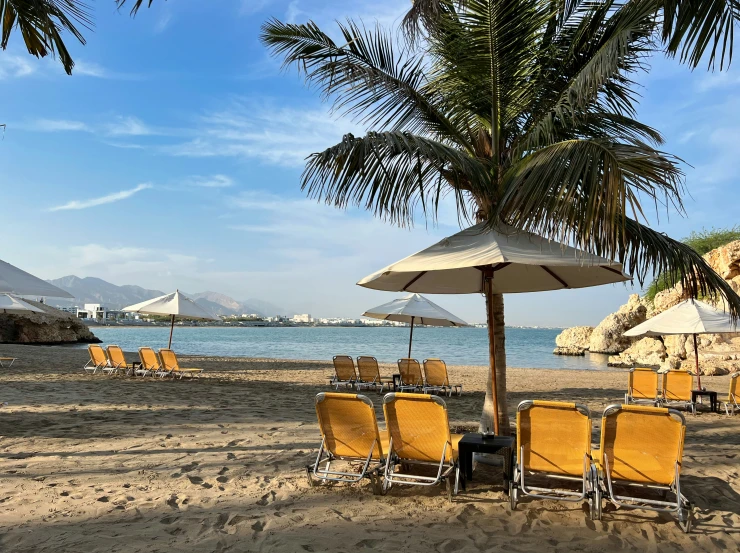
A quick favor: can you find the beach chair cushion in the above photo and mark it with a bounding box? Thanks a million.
[106,345,129,369]
[599,405,685,486]
[315,393,385,460]
[517,401,591,477]
[159,349,203,374]
[357,356,381,383]
[727,373,739,403]
[663,370,693,402]
[333,356,357,382]
[629,368,659,400]
[398,359,423,387]
[139,347,161,371]
[423,359,450,387]
[88,345,108,367]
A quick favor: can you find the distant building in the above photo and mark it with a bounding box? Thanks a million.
[291,314,313,324]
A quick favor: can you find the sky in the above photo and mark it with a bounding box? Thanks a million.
[1,0,739,326]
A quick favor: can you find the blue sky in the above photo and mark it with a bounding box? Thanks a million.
[0,0,738,326]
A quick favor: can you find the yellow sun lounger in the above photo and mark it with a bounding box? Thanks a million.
[0,357,17,368]
[356,356,392,393]
[331,355,357,390]
[159,349,203,379]
[105,345,132,376]
[511,401,597,517]
[721,372,739,416]
[660,370,696,414]
[625,367,660,405]
[84,345,108,374]
[397,358,423,392]
[596,404,692,532]
[137,347,163,377]
[423,359,461,397]
[382,393,462,500]
[306,392,387,492]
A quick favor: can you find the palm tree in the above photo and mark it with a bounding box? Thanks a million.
[262,0,740,432]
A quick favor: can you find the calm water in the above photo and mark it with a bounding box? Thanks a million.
[89,326,610,370]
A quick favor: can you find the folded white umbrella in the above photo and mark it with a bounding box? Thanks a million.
[0,259,74,298]
[363,293,468,357]
[624,299,738,388]
[0,294,45,314]
[358,222,630,434]
[123,290,220,348]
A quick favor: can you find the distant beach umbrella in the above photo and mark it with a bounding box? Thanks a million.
[0,294,45,314]
[624,299,738,389]
[123,290,220,348]
[363,293,468,357]
[358,222,630,434]
[0,259,74,298]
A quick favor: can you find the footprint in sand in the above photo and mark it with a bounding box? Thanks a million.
[181,461,199,473]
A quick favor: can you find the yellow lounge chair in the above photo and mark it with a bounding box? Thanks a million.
[159,349,203,379]
[660,370,696,414]
[624,367,660,405]
[0,357,17,368]
[397,358,423,392]
[105,345,132,376]
[381,393,462,500]
[137,347,162,377]
[307,392,387,492]
[356,356,392,393]
[84,345,108,374]
[423,359,461,397]
[331,355,357,390]
[511,401,597,517]
[597,404,692,532]
[721,372,739,415]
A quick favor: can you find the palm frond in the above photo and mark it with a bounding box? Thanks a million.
[115,0,155,16]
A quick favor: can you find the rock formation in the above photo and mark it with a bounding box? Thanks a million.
[0,300,100,344]
[553,326,594,355]
[588,294,648,353]
[607,337,666,367]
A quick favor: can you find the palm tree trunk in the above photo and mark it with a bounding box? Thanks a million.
[480,292,510,434]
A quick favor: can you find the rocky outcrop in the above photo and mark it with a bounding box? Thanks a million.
[553,326,594,355]
[589,294,648,353]
[0,300,100,344]
[608,337,666,367]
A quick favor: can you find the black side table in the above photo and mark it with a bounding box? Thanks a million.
[691,390,718,413]
[457,434,515,492]
[392,374,401,391]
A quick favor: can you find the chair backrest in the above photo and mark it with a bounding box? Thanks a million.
[159,349,180,371]
[88,345,107,367]
[398,358,423,386]
[106,345,126,367]
[423,359,449,387]
[332,355,357,381]
[517,401,591,477]
[663,370,693,401]
[315,393,383,459]
[383,393,453,462]
[599,404,685,486]
[356,356,380,382]
[727,372,739,402]
[628,368,659,400]
[139,347,161,371]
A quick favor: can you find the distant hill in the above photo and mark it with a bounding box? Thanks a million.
[46,276,284,317]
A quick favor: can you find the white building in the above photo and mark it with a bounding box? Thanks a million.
[291,313,313,324]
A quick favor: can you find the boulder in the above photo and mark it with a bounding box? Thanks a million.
[680,356,734,376]
[589,294,648,353]
[0,300,100,344]
[553,326,594,356]
[553,346,586,356]
[607,337,666,368]
[660,355,682,372]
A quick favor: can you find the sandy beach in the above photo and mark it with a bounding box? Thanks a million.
[0,344,738,553]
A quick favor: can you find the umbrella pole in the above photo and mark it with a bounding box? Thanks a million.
[408,316,415,358]
[693,333,702,390]
[168,314,175,349]
[484,270,500,435]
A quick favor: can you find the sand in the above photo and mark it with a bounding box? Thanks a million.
[0,344,738,553]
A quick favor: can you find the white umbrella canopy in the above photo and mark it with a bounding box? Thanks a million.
[0,294,45,314]
[363,293,468,357]
[358,223,631,434]
[0,259,74,298]
[123,290,220,348]
[624,299,738,389]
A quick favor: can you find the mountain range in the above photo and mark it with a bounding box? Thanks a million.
[46,276,284,317]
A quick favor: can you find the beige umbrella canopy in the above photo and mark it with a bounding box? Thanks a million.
[123,290,220,348]
[358,223,630,434]
[0,294,45,314]
[0,259,74,298]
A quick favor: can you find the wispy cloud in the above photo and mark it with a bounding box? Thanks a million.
[184,174,235,188]
[49,183,152,212]
[73,60,109,78]
[105,116,156,136]
[22,119,90,132]
[154,12,173,33]
[0,55,35,79]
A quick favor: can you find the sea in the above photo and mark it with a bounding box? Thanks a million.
[89,326,611,370]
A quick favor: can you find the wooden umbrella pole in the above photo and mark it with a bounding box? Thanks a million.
[484,268,500,435]
[693,333,702,390]
[408,316,415,359]
[168,314,175,349]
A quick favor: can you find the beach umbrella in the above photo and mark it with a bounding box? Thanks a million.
[358,222,630,434]
[0,294,45,314]
[0,258,74,298]
[624,299,738,389]
[363,293,468,358]
[123,290,220,348]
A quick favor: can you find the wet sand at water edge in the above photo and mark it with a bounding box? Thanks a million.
[0,344,738,552]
